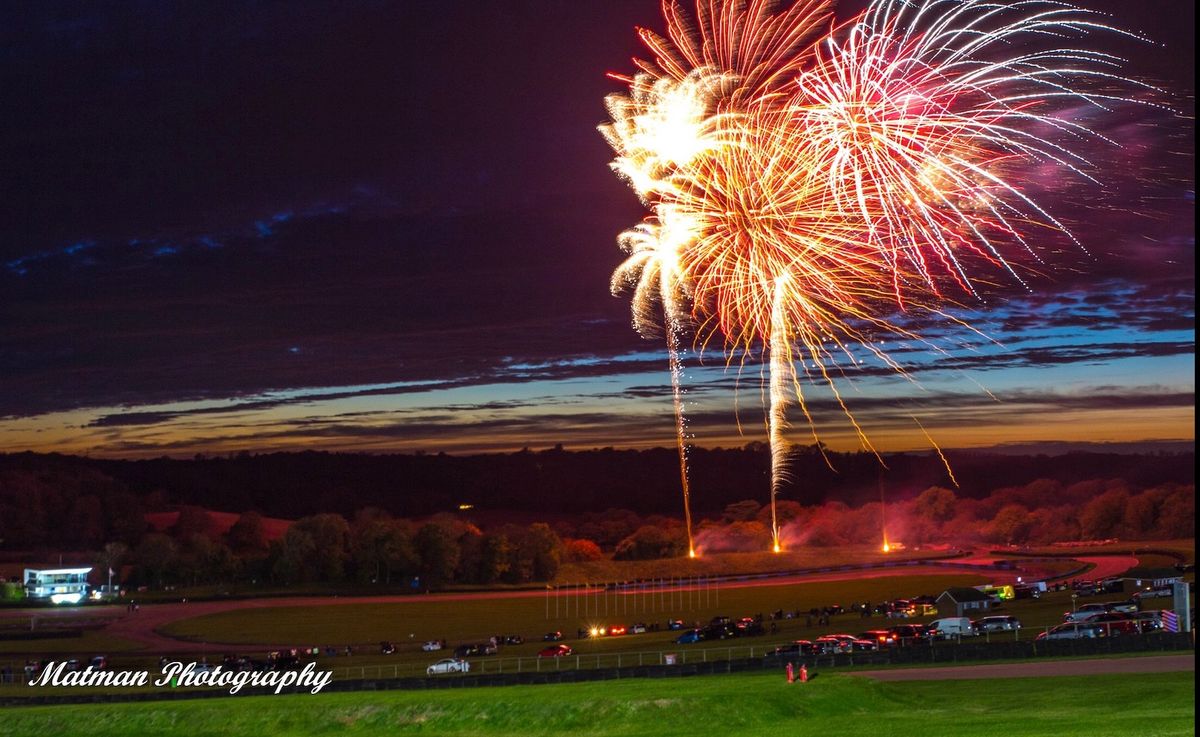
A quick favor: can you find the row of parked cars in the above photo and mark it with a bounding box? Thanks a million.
[1040,602,1167,640]
[674,616,766,644]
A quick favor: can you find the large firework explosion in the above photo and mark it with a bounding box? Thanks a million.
[603,0,1151,553]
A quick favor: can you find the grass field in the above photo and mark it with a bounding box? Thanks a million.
[160,573,988,645]
[1,670,1193,737]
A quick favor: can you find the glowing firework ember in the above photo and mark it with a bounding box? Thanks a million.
[602,0,1152,554]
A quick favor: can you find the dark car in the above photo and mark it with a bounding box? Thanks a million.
[453,643,497,658]
[736,619,766,637]
[888,624,928,643]
[770,640,817,656]
[710,616,732,626]
[857,630,897,647]
[543,631,563,642]
[503,635,524,645]
[380,641,396,655]
[1132,611,1164,632]
[702,623,735,640]
[667,619,686,630]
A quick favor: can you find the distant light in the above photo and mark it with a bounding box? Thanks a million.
[458,503,474,511]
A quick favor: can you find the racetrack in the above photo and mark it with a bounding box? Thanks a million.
[850,653,1195,681]
[2,550,1144,654]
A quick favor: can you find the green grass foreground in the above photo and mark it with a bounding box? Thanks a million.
[2,670,1193,737]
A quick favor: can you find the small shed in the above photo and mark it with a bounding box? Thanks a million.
[1121,567,1183,596]
[937,587,994,617]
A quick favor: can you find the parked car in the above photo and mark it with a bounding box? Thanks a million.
[857,630,897,647]
[667,619,686,630]
[421,640,445,652]
[770,640,817,656]
[973,615,1021,633]
[503,635,524,645]
[1106,601,1138,615]
[812,637,845,655]
[543,631,563,642]
[608,625,628,636]
[676,629,704,644]
[1064,604,1108,623]
[886,600,914,618]
[1037,623,1104,640]
[426,658,469,675]
[453,643,497,658]
[630,623,648,634]
[538,644,573,657]
[1088,613,1139,635]
[1132,611,1164,632]
[926,617,975,638]
[735,619,766,637]
[710,616,732,626]
[379,641,396,655]
[887,624,928,643]
[703,623,738,640]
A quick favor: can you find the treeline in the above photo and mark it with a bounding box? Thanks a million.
[91,507,568,591]
[593,478,1195,559]
[0,446,1192,519]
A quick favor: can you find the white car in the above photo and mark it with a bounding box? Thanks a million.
[630,623,648,634]
[426,658,469,676]
[422,640,444,652]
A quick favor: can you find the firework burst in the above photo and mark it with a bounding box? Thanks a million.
[603,0,1151,554]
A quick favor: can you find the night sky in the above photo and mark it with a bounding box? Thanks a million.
[0,1,1194,457]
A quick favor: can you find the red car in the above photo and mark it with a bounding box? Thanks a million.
[538,644,573,657]
[608,625,627,636]
[1087,614,1140,635]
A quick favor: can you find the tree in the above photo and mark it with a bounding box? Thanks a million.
[289,514,350,581]
[914,486,957,523]
[93,542,128,588]
[135,533,177,587]
[988,504,1033,545]
[519,523,563,581]
[104,492,147,546]
[614,525,686,560]
[722,500,762,523]
[170,506,213,541]
[415,523,460,587]
[351,517,417,584]
[67,495,105,549]
[1079,489,1130,539]
[478,533,513,583]
[564,538,603,562]
[1155,486,1195,539]
[226,511,268,556]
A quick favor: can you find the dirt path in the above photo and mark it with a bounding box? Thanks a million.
[849,653,1195,681]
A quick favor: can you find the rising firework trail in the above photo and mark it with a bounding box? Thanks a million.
[603,0,1154,553]
[610,213,702,557]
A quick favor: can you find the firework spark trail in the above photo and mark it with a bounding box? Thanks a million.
[767,277,793,552]
[611,213,703,556]
[913,416,958,488]
[665,297,697,558]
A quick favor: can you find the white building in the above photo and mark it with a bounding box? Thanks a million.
[24,567,92,604]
